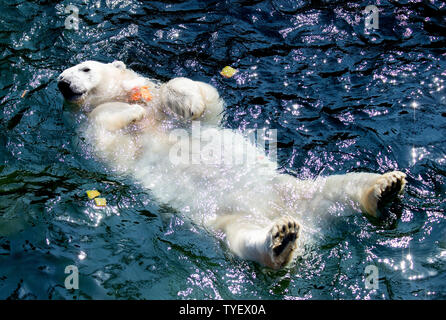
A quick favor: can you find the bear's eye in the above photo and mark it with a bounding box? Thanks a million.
[80,67,90,73]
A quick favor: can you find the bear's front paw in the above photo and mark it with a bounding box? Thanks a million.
[160,78,206,121]
[362,171,407,218]
[267,216,300,269]
[129,104,147,122]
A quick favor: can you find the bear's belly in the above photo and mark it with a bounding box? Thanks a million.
[130,126,283,226]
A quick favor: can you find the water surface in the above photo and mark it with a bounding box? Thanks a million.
[0,0,445,299]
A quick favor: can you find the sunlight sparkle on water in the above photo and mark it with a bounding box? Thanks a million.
[78,251,87,260]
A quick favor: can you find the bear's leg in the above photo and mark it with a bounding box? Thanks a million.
[87,102,148,166]
[214,215,300,269]
[318,171,407,218]
[360,171,407,218]
[160,78,223,124]
[89,102,146,131]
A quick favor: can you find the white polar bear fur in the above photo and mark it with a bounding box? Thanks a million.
[58,60,407,269]
[58,61,222,123]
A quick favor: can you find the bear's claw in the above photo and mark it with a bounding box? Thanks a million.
[268,216,300,269]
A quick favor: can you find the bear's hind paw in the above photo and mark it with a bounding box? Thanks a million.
[267,217,300,269]
[362,171,407,218]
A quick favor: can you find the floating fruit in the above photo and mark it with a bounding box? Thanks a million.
[94,198,107,207]
[220,66,238,78]
[86,190,100,199]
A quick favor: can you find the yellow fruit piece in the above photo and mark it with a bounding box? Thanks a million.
[86,190,101,199]
[94,198,107,207]
[220,66,238,78]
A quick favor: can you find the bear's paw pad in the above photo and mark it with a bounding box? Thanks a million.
[269,217,300,268]
[376,171,407,206]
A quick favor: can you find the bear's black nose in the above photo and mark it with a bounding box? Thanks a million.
[58,79,81,101]
[57,79,70,92]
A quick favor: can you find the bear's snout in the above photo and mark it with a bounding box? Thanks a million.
[57,78,85,102]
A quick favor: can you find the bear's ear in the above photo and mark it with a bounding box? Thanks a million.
[111,60,126,70]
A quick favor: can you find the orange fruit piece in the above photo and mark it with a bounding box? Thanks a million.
[130,86,152,102]
[139,86,152,101]
[130,88,141,101]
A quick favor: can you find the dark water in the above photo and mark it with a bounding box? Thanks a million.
[0,0,445,300]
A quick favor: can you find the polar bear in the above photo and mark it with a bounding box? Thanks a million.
[58,60,407,269]
[57,60,222,124]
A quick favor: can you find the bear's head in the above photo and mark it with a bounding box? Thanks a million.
[57,60,127,105]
